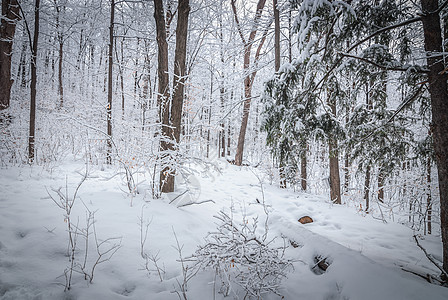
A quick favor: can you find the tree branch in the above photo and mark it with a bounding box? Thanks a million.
[230,0,246,45]
[340,52,429,73]
[250,18,273,86]
[414,235,448,279]
[312,16,422,93]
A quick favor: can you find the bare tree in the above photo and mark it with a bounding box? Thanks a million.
[106,0,115,164]
[420,0,448,278]
[231,0,268,166]
[22,0,41,163]
[154,0,172,193]
[155,0,190,193]
[0,0,20,111]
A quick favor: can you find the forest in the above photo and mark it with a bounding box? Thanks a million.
[1,0,448,299]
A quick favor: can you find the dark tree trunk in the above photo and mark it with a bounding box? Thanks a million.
[106,0,115,164]
[328,98,341,204]
[301,149,307,191]
[344,152,350,192]
[279,150,286,188]
[54,0,64,108]
[219,14,226,158]
[58,41,63,107]
[232,0,267,166]
[18,33,27,88]
[0,0,20,110]
[273,0,280,72]
[227,120,231,156]
[154,0,171,193]
[427,156,432,235]
[28,0,40,163]
[420,0,448,277]
[329,140,341,204]
[168,0,189,190]
[364,165,371,212]
[156,0,190,193]
[378,170,385,203]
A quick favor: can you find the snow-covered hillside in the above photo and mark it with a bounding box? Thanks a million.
[0,159,447,299]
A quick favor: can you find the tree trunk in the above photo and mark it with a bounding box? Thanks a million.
[207,68,212,158]
[427,156,432,235]
[54,0,64,108]
[328,97,341,204]
[364,165,371,212]
[169,0,189,174]
[273,0,280,72]
[234,70,252,166]
[0,0,20,110]
[219,13,226,158]
[344,152,350,192]
[18,31,27,88]
[378,170,385,203]
[154,0,171,193]
[329,139,341,204]
[301,149,307,191]
[279,149,286,188]
[28,0,40,163]
[106,0,115,164]
[232,0,267,166]
[157,0,190,193]
[421,0,448,278]
[227,120,231,156]
[58,41,63,107]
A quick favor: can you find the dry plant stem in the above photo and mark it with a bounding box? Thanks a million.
[138,209,165,281]
[139,208,151,259]
[89,221,122,283]
[172,228,200,299]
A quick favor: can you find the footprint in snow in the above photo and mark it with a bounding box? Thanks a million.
[114,283,136,297]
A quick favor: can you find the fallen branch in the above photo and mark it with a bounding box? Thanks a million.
[169,190,189,204]
[177,199,215,208]
[413,235,448,280]
[400,267,442,284]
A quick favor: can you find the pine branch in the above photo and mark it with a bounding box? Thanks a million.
[339,52,429,73]
[312,15,422,94]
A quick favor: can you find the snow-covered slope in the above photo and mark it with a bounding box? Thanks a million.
[0,159,447,299]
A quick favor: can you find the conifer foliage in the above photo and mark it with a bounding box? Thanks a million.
[262,0,448,279]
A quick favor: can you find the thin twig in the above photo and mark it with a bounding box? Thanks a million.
[177,199,215,208]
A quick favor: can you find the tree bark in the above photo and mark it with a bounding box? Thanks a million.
[219,12,226,158]
[329,96,341,204]
[28,0,40,163]
[329,140,341,204]
[232,0,267,166]
[0,0,20,111]
[364,165,371,212]
[420,0,448,277]
[169,0,189,179]
[273,0,280,72]
[154,0,171,193]
[53,0,64,108]
[301,148,307,191]
[378,170,385,203]
[106,0,115,164]
[427,156,432,235]
[156,0,190,193]
[58,41,63,107]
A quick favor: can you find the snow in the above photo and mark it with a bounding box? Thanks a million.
[0,159,447,299]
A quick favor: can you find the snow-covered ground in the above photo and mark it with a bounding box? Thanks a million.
[1,159,447,299]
